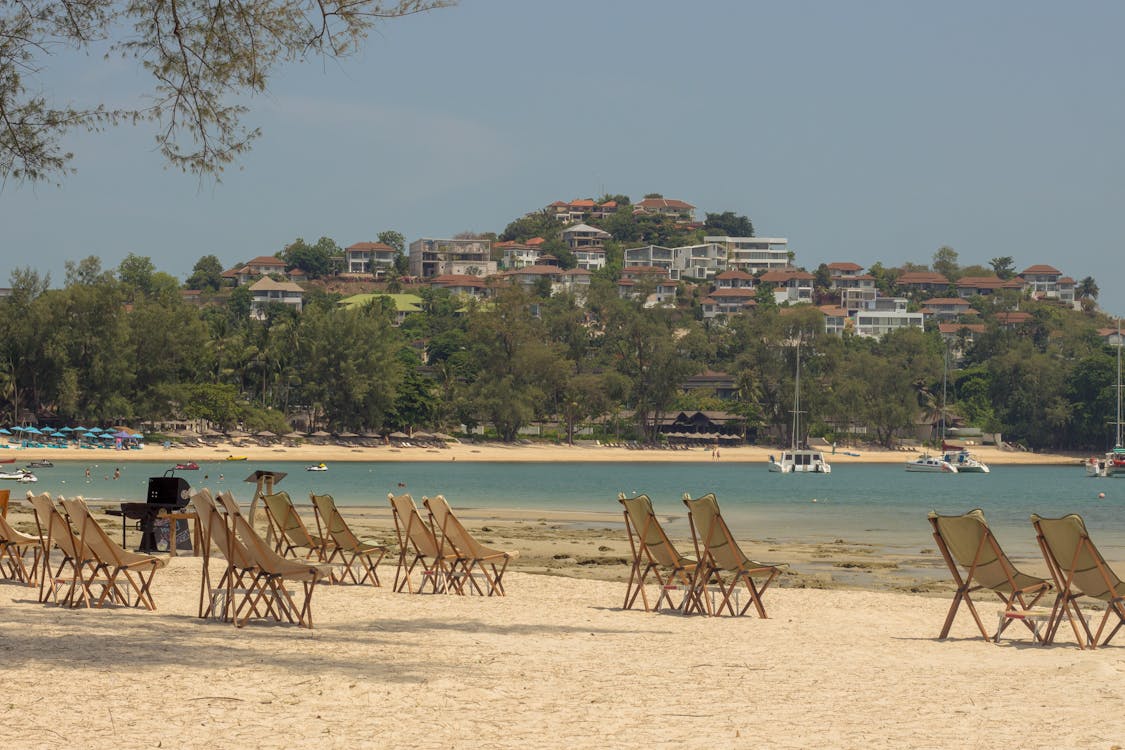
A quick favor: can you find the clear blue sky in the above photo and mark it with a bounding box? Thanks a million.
[2,0,1122,318]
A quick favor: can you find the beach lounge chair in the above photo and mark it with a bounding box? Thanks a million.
[928,509,1051,642]
[388,492,454,594]
[27,492,101,607]
[0,506,42,586]
[59,496,166,610]
[215,491,329,628]
[261,491,330,561]
[1032,513,1125,649]
[682,492,784,617]
[617,492,697,612]
[190,489,265,623]
[424,495,518,596]
[310,493,387,585]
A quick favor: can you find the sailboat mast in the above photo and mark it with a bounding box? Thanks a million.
[792,339,801,450]
[1116,319,1122,449]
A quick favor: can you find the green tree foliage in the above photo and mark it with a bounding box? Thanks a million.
[498,210,559,243]
[703,211,754,237]
[1,0,454,181]
[932,246,960,281]
[989,256,1016,279]
[186,255,225,291]
[282,236,339,278]
[1077,276,1100,300]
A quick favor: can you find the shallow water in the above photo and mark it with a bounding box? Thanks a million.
[10,459,1122,560]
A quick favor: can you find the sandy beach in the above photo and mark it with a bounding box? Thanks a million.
[3,549,1125,749]
[3,439,1088,466]
[3,440,1119,749]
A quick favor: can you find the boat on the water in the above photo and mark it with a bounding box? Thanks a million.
[0,469,37,482]
[225,455,248,462]
[306,462,328,472]
[942,448,990,474]
[27,459,53,468]
[1089,320,1123,479]
[768,338,831,474]
[175,461,200,470]
[905,455,958,473]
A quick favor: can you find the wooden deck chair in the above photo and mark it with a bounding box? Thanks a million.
[190,490,267,623]
[310,493,387,585]
[683,492,784,618]
[618,493,697,612]
[1032,513,1125,649]
[27,492,100,607]
[59,497,166,610]
[424,495,518,596]
[0,507,42,586]
[216,491,329,628]
[928,509,1051,642]
[262,491,330,561]
[388,493,454,594]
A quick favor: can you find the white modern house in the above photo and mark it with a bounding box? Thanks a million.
[623,242,728,280]
[852,297,924,338]
[704,236,791,274]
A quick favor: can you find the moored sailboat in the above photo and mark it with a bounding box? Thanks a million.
[768,338,831,474]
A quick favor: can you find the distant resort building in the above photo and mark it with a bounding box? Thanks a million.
[544,199,620,223]
[345,242,397,277]
[624,242,727,280]
[249,277,304,319]
[851,297,924,338]
[704,236,791,275]
[408,237,495,279]
[223,255,288,286]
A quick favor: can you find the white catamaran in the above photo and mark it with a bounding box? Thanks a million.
[768,339,831,474]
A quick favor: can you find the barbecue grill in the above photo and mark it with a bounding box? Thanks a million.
[107,472,191,552]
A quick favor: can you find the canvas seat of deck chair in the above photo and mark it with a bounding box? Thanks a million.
[310,493,387,586]
[262,490,331,562]
[388,493,456,594]
[617,493,696,612]
[424,495,518,596]
[61,496,166,611]
[0,507,42,586]
[217,491,329,628]
[927,509,1051,643]
[682,492,784,618]
[1032,513,1125,649]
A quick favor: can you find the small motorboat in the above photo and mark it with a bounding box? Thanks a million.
[0,458,15,464]
[905,454,958,473]
[27,459,54,468]
[175,461,200,470]
[306,462,328,472]
[225,455,248,461]
[0,470,37,482]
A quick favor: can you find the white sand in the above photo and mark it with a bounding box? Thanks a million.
[3,556,1124,749]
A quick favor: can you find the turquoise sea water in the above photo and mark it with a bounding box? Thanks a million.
[9,458,1124,561]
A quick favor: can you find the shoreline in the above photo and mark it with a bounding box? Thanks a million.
[1,440,1087,466]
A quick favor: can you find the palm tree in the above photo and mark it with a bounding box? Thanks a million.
[1077,276,1099,300]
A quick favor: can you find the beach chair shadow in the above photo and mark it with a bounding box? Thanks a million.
[928,509,1051,643]
[617,493,696,612]
[60,496,166,610]
[424,495,518,596]
[310,493,387,585]
[388,493,455,594]
[1032,513,1125,649]
[682,492,785,618]
[261,490,331,562]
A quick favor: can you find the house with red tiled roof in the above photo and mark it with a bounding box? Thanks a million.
[895,271,950,294]
[222,255,288,286]
[938,322,988,360]
[525,237,547,247]
[345,241,397,277]
[818,305,851,335]
[633,197,695,221]
[544,199,619,223]
[494,265,591,298]
[993,311,1033,328]
[431,274,490,299]
[759,268,815,305]
[701,287,758,319]
[1096,327,1125,347]
[956,275,1025,298]
[713,269,755,289]
[827,262,865,286]
[920,297,974,321]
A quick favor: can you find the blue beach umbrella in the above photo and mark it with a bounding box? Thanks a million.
[59,426,73,432]
[0,428,10,435]
[131,433,144,440]
[23,426,41,434]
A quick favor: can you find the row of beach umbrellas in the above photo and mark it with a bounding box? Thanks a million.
[1,426,144,439]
